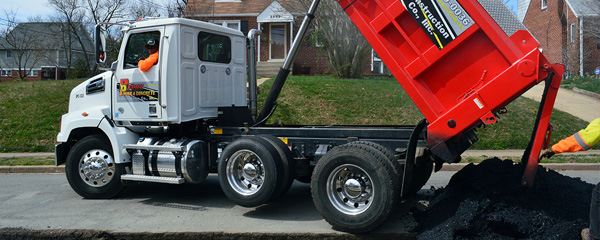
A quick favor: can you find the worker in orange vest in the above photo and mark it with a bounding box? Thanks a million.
[138,39,159,72]
[541,118,599,240]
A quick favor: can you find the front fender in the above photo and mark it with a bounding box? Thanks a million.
[57,107,139,164]
[57,106,110,143]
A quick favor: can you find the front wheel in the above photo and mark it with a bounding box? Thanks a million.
[311,144,398,233]
[65,135,124,199]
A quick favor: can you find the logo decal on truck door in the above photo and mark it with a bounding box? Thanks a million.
[401,0,473,49]
[117,79,159,102]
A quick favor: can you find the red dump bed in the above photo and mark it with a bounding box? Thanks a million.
[338,0,564,169]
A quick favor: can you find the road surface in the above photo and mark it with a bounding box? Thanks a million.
[0,171,597,235]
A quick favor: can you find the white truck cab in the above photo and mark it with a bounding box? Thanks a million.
[56,18,248,167]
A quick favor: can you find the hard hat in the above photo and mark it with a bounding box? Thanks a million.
[145,39,158,48]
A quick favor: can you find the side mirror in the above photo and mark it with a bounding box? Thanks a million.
[95,24,107,64]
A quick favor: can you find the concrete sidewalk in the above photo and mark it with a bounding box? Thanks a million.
[522,83,599,122]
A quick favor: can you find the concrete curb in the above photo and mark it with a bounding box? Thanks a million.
[0,166,64,174]
[572,87,600,99]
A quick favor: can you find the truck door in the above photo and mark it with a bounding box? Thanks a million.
[113,28,164,122]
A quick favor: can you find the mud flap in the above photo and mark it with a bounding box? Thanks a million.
[521,64,563,187]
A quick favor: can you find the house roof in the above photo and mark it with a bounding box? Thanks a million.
[517,0,532,22]
[185,0,305,17]
[566,0,600,17]
[0,22,93,52]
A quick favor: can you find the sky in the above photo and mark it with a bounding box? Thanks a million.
[2,0,51,22]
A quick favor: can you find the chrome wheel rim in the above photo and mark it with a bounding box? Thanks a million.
[226,150,265,196]
[79,149,115,187]
[327,164,374,215]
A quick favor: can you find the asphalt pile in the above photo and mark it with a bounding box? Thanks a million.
[414,157,594,239]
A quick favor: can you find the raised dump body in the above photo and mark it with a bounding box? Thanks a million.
[338,0,564,182]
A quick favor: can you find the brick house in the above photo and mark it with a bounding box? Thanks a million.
[519,0,600,76]
[0,22,94,82]
[184,0,380,76]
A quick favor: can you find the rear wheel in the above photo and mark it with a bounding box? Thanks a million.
[65,135,124,199]
[311,144,398,233]
[258,135,295,199]
[218,137,283,207]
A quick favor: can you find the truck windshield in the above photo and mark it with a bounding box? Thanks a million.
[123,31,161,69]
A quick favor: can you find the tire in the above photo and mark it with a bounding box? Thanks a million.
[311,144,398,233]
[258,135,296,200]
[65,135,124,199]
[345,141,401,179]
[218,137,283,207]
[345,141,401,209]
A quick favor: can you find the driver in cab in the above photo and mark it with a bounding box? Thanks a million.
[138,39,159,72]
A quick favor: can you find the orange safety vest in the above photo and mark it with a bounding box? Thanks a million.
[552,118,600,153]
[138,51,158,72]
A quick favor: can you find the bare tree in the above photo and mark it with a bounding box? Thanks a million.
[0,12,49,79]
[49,0,128,77]
[48,0,87,77]
[294,0,370,78]
[128,0,160,19]
[167,0,188,17]
[86,0,126,25]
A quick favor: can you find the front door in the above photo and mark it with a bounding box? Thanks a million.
[113,28,164,121]
[269,24,286,60]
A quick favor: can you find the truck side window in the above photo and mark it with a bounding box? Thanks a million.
[198,32,231,64]
[123,31,161,69]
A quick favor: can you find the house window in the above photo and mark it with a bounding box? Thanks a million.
[43,70,53,77]
[570,23,576,43]
[541,0,547,9]
[213,20,241,31]
[29,70,38,77]
[1,70,11,77]
[6,50,12,58]
[198,32,231,64]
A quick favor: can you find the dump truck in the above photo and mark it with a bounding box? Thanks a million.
[55,0,563,233]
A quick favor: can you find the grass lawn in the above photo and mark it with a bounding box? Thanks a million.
[258,76,593,150]
[561,76,599,94]
[0,79,85,152]
[0,157,55,166]
[0,75,594,153]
